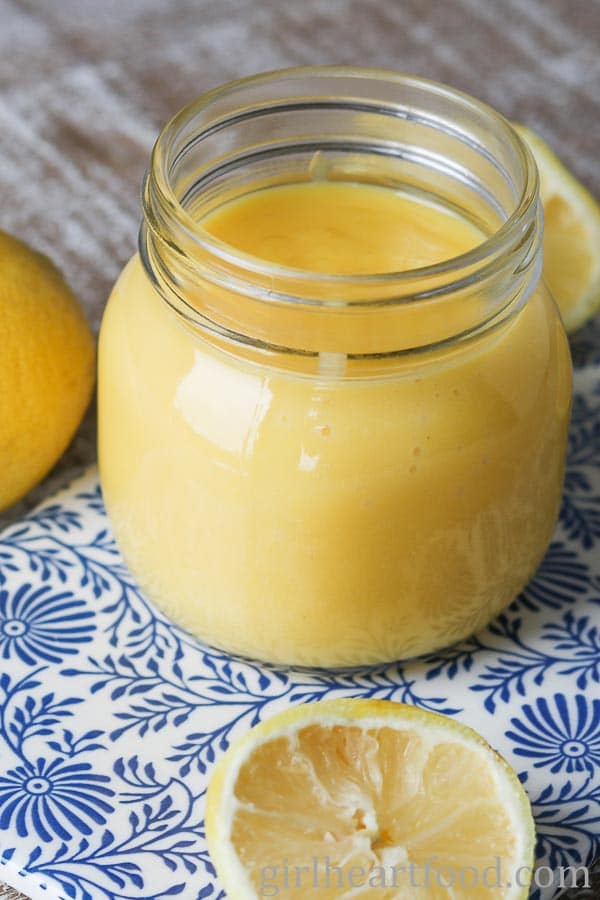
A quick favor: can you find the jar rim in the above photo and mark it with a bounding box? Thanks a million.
[146,65,539,290]
[140,66,544,361]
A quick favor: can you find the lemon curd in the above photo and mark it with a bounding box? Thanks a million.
[98,69,572,667]
[204,183,482,274]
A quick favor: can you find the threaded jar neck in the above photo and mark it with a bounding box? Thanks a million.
[140,66,541,367]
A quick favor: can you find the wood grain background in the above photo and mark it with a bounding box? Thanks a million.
[0,4,599,895]
[0,0,598,521]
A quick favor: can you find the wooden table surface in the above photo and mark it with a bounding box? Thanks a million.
[0,5,599,896]
[0,0,599,523]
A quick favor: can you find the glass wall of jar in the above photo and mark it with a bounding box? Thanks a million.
[98,68,572,667]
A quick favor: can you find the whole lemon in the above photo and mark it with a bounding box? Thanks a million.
[0,230,95,511]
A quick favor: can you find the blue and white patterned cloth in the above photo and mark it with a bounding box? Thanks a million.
[0,367,599,900]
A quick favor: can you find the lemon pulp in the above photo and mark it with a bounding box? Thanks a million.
[206,700,535,899]
[516,123,600,332]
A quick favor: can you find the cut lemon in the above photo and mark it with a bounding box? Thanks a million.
[206,699,535,898]
[515,123,600,333]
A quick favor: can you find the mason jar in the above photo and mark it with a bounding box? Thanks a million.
[98,67,572,667]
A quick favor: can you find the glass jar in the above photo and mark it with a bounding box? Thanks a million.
[98,67,572,668]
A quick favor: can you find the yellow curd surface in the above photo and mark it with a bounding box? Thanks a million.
[98,182,571,666]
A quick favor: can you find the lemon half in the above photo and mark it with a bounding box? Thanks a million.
[206,699,535,899]
[516,124,600,333]
[0,230,95,511]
